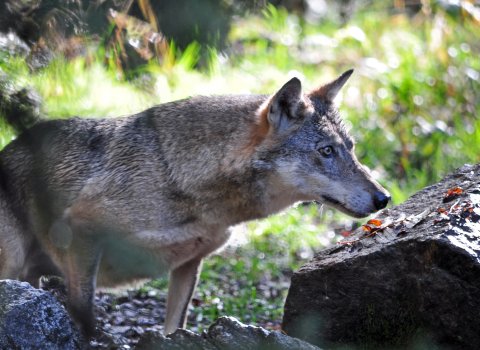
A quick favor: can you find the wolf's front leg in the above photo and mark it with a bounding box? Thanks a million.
[164,257,203,334]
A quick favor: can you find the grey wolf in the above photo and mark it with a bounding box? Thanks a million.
[0,70,390,335]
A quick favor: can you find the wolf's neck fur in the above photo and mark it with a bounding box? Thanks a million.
[147,94,301,226]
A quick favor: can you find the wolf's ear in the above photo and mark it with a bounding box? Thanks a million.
[266,77,303,132]
[309,69,353,102]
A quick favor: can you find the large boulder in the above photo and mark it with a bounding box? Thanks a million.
[283,164,480,349]
[0,279,83,349]
[137,316,320,350]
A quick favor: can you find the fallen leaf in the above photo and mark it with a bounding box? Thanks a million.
[367,219,382,226]
[362,225,372,232]
[448,187,463,195]
[443,186,463,202]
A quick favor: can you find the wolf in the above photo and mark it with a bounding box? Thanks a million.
[0,69,390,335]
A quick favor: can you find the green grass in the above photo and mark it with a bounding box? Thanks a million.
[1,2,479,331]
[190,204,350,331]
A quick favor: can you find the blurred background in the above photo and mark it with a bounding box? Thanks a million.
[0,0,478,332]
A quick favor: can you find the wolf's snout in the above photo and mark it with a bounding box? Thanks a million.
[373,191,390,210]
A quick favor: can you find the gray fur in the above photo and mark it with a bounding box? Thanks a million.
[0,72,389,335]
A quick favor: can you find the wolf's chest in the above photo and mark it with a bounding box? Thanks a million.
[96,226,231,287]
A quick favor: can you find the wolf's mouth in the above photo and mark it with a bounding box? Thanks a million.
[321,195,369,218]
[322,195,342,206]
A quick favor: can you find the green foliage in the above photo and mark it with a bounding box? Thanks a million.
[187,205,349,331]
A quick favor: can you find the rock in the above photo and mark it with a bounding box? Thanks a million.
[0,73,43,133]
[0,279,83,349]
[283,164,480,349]
[0,32,30,57]
[136,316,320,350]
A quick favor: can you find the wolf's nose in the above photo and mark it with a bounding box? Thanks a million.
[373,191,390,210]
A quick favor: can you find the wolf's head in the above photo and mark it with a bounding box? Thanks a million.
[258,70,390,218]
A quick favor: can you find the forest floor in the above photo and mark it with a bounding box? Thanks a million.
[86,205,353,349]
[90,262,290,349]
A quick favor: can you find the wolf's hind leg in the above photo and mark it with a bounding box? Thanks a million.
[164,257,203,335]
[59,235,102,337]
[0,198,26,280]
[0,235,25,280]
[53,209,103,336]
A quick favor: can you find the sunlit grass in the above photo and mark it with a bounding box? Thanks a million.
[31,59,156,118]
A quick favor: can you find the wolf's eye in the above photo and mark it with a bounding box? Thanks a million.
[318,146,333,157]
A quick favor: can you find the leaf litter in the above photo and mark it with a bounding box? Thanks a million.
[338,186,476,246]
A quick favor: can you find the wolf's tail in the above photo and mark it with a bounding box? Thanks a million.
[0,75,43,134]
